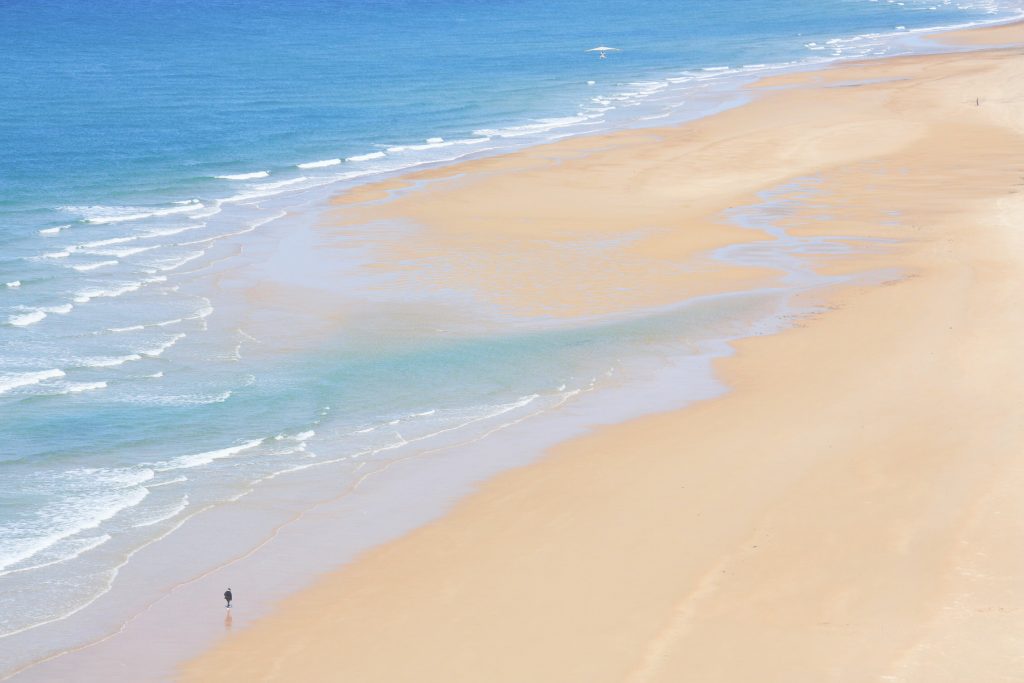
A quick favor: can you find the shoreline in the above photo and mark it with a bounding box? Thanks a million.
[8,16,1024,683]
[182,21,1024,683]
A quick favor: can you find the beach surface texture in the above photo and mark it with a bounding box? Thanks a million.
[179,21,1024,683]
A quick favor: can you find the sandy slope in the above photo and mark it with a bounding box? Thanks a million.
[183,25,1024,683]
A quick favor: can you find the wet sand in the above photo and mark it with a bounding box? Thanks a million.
[183,22,1024,683]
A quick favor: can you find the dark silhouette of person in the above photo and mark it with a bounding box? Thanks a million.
[224,588,233,608]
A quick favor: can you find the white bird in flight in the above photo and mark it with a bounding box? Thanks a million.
[587,46,621,59]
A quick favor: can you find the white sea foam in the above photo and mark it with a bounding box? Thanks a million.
[39,224,71,236]
[256,176,308,190]
[346,151,386,162]
[255,210,289,226]
[78,354,142,368]
[142,224,203,238]
[221,177,310,204]
[0,474,149,573]
[41,250,70,259]
[176,228,252,246]
[6,281,21,288]
[388,142,443,152]
[215,170,269,180]
[0,534,111,577]
[126,389,232,406]
[74,281,144,304]
[7,310,47,327]
[61,381,108,394]
[82,244,159,258]
[179,210,285,244]
[80,235,139,249]
[274,429,316,442]
[107,324,145,333]
[0,368,65,394]
[71,260,118,272]
[297,158,341,169]
[187,204,223,220]
[144,250,205,273]
[387,136,491,153]
[63,202,204,225]
[154,438,263,472]
[140,333,186,357]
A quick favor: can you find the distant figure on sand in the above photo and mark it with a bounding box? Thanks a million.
[224,588,233,608]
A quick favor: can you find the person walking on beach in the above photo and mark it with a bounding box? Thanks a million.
[224,588,233,609]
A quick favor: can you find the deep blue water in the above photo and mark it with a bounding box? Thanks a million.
[0,0,1020,673]
[2,0,1015,216]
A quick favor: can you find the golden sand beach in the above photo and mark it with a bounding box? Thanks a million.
[183,23,1024,682]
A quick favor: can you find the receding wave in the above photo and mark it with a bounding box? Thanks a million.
[178,210,285,244]
[153,438,263,472]
[473,116,590,138]
[215,170,269,180]
[145,250,205,272]
[297,158,341,169]
[140,333,186,358]
[192,304,214,320]
[0,474,150,573]
[0,534,111,577]
[146,475,185,488]
[221,177,310,203]
[131,494,189,528]
[0,368,65,394]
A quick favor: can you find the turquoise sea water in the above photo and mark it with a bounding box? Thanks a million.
[1,0,1021,674]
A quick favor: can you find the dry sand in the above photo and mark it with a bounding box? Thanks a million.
[183,24,1024,683]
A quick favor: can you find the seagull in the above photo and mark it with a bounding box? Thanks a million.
[586,46,621,59]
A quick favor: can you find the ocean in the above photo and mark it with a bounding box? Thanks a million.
[1,0,1021,676]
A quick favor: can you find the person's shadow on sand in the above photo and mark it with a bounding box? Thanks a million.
[224,609,233,631]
